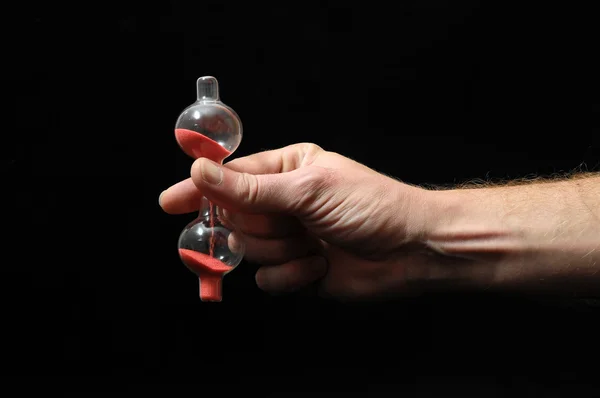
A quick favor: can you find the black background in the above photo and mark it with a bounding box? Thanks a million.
[3,0,600,395]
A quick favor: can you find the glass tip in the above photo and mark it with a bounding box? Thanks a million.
[196,76,220,101]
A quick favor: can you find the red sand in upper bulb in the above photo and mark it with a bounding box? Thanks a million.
[175,128,231,162]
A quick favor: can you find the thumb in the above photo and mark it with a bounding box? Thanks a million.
[190,157,318,214]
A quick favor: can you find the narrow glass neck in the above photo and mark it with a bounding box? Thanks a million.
[198,196,220,221]
[197,159,223,218]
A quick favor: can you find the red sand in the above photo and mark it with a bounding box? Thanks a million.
[175,128,232,162]
[179,248,232,302]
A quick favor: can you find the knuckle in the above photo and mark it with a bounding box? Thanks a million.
[300,142,324,154]
[281,143,325,171]
[299,143,325,167]
[289,142,324,154]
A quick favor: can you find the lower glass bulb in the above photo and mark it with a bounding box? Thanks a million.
[178,197,244,302]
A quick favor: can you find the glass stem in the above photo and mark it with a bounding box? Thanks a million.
[204,159,224,258]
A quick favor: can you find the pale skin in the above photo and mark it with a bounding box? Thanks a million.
[159,143,600,300]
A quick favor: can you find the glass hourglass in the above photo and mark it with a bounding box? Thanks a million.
[175,76,244,302]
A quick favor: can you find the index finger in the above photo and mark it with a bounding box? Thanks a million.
[159,143,325,214]
[159,178,202,214]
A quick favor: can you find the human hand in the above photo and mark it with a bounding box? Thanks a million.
[160,143,475,300]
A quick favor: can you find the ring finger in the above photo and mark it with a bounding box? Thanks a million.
[239,232,322,266]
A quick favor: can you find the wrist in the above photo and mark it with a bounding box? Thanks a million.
[421,179,600,294]
[391,186,500,292]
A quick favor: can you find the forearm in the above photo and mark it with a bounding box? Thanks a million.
[424,175,600,294]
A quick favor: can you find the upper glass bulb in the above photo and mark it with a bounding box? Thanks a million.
[174,76,243,163]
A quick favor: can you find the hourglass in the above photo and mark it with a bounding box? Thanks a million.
[174,76,244,302]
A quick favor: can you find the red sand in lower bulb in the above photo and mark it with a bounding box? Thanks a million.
[179,248,232,302]
[175,128,232,162]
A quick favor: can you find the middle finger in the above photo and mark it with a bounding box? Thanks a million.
[222,210,304,239]
[240,232,322,266]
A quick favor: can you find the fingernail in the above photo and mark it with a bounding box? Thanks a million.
[201,160,223,185]
[255,269,272,291]
[158,191,165,207]
[222,208,235,223]
[222,208,230,220]
[228,232,243,255]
